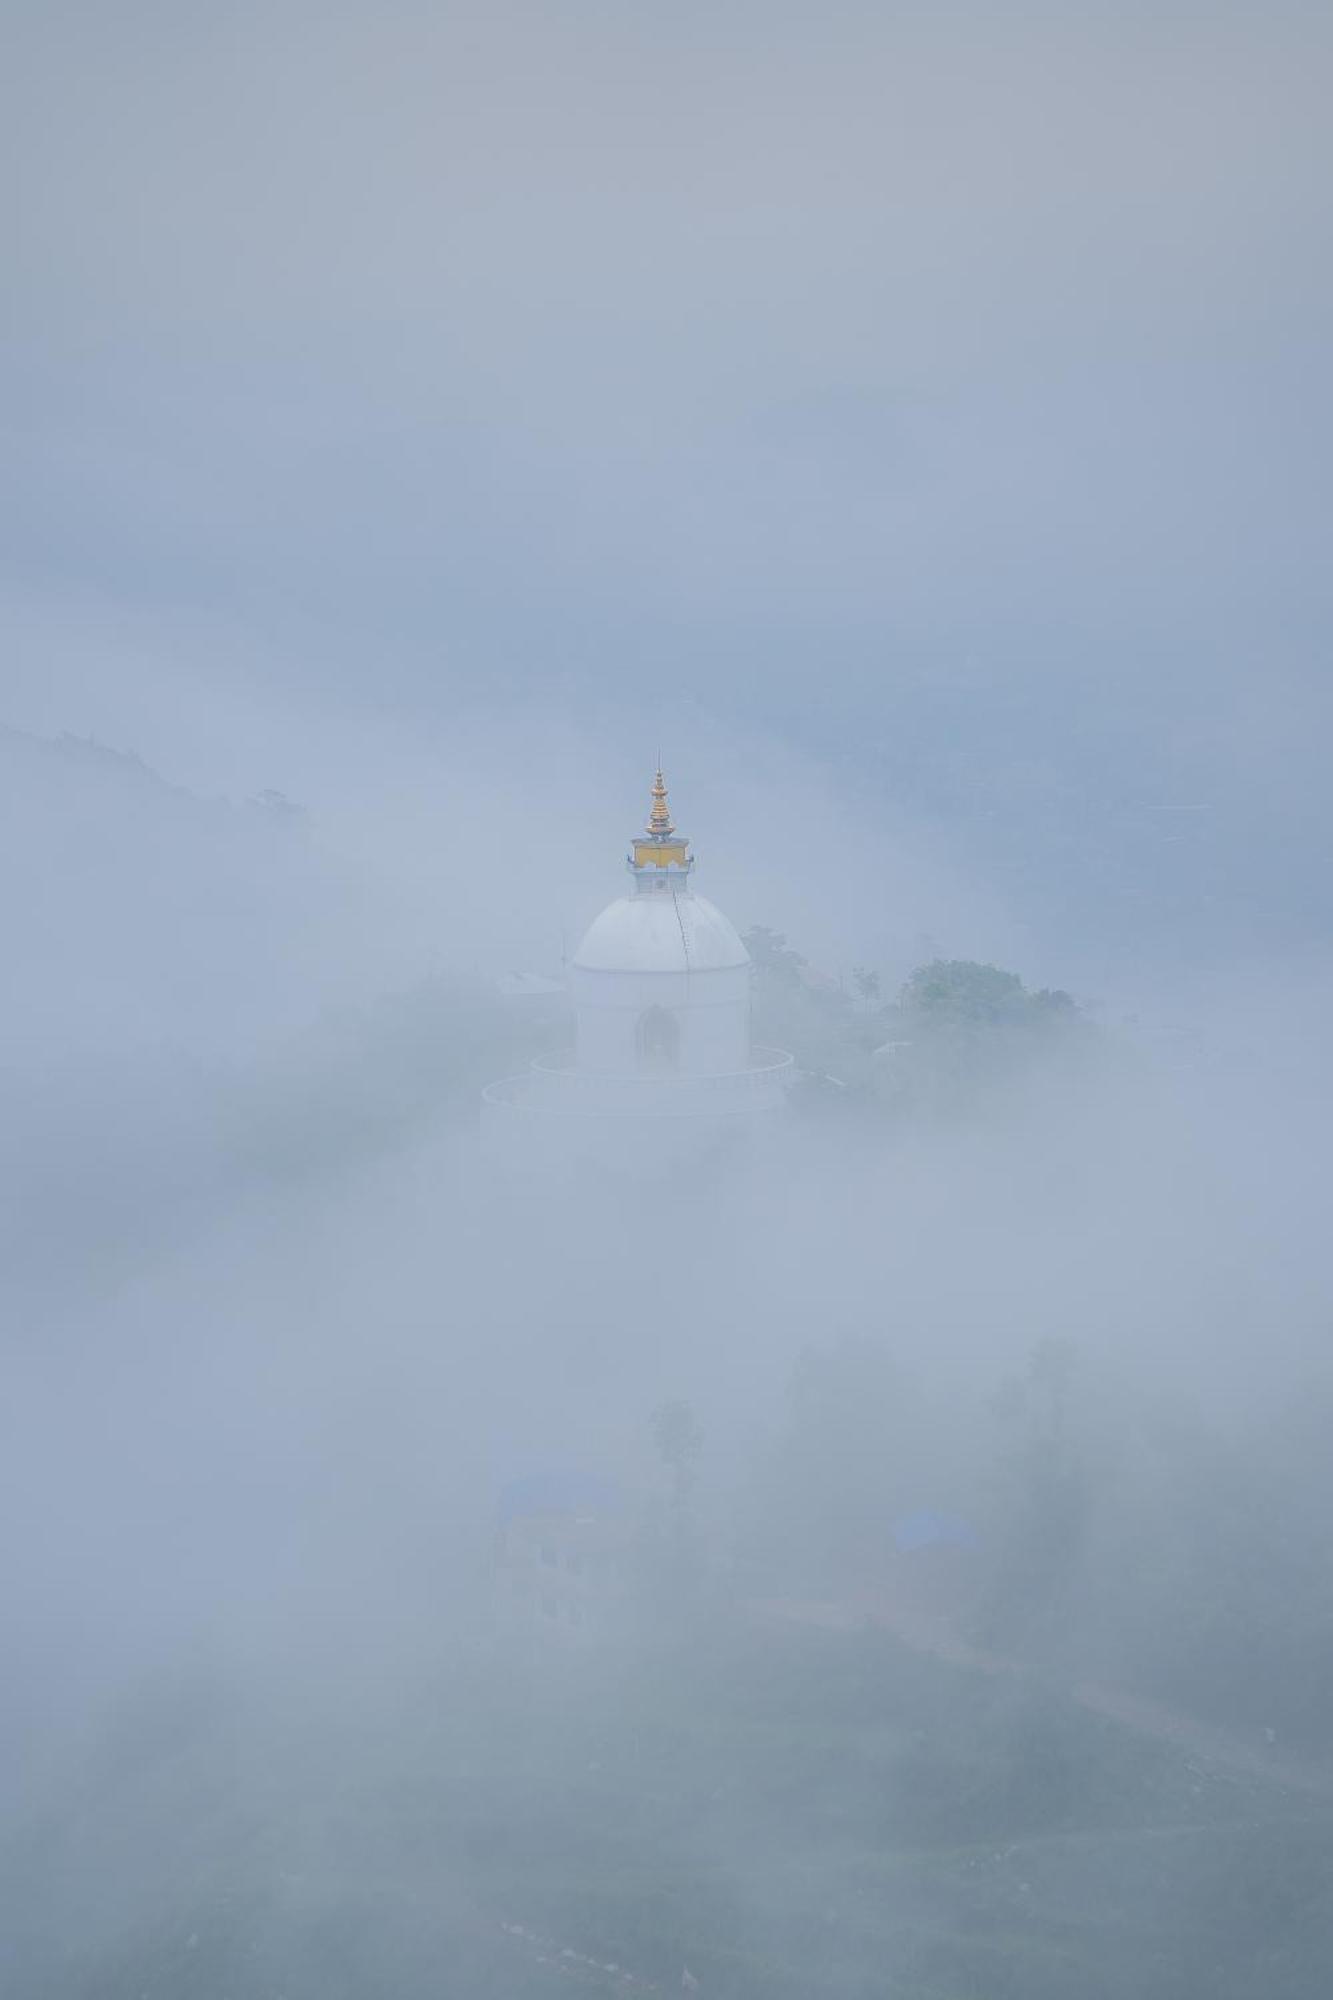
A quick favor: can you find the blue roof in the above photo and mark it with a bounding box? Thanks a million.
[893,1509,980,1554]
[497,1469,623,1523]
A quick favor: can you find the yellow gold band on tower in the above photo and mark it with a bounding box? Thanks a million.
[632,838,689,868]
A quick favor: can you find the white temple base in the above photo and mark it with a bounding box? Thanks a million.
[481,1047,793,1173]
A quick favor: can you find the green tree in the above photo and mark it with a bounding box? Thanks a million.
[888,960,1085,1112]
[652,1399,704,1513]
[742,925,807,983]
[900,959,1029,1026]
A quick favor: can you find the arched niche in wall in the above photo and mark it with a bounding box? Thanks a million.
[636,1005,680,1073]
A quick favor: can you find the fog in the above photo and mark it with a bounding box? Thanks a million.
[4,6,1333,1996]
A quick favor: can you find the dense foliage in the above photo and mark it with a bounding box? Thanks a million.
[743,934,1089,1118]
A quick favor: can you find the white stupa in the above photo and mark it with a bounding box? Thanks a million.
[483,770,791,1166]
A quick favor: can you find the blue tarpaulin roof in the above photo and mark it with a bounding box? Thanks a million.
[894,1509,980,1553]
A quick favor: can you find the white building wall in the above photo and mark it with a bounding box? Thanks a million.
[569,963,750,1076]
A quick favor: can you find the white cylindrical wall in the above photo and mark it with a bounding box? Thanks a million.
[569,963,750,1076]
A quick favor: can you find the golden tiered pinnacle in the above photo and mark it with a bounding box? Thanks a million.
[632,765,691,872]
[646,768,675,836]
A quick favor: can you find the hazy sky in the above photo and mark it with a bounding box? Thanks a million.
[5,3,1330,976]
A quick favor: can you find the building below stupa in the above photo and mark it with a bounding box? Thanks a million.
[482,770,791,1168]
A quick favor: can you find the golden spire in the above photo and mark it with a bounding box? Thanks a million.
[631,764,691,875]
[646,767,674,838]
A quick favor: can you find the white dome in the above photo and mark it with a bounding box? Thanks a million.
[573,891,750,974]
